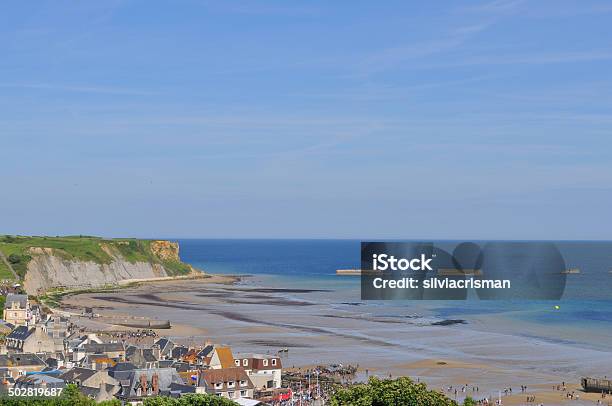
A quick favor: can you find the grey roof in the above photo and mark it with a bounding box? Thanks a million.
[79,383,118,399]
[125,345,138,357]
[45,358,60,368]
[158,360,174,368]
[107,362,137,378]
[197,345,214,358]
[126,347,158,368]
[169,382,196,394]
[82,342,124,353]
[155,338,175,355]
[171,346,189,359]
[108,362,137,372]
[116,368,183,400]
[0,354,46,367]
[170,361,192,372]
[59,367,98,383]
[16,374,66,387]
[4,294,27,309]
[7,325,34,341]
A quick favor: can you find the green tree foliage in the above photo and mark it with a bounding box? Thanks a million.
[330,377,458,406]
[0,387,234,406]
[0,384,121,406]
[143,394,238,405]
[463,396,477,406]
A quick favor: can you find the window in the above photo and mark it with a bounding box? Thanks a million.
[228,391,234,398]
[243,359,248,366]
[240,390,246,397]
[227,381,235,388]
[215,382,223,389]
[263,359,268,366]
[240,380,247,386]
[234,359,240,366]
[271,359,277,366]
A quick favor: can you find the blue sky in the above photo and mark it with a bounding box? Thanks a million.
[1,0,611,239]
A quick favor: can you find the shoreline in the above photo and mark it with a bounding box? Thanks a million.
[59,275,611,405]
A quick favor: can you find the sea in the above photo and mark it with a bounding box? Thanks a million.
[176,239,612,353]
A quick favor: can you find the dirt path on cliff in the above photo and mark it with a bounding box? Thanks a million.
[0,250,19,280]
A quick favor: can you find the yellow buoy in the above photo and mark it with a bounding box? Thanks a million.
[554,305,560,310]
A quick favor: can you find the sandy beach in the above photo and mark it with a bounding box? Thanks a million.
[60,276,612,405]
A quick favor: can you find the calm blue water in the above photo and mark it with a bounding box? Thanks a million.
[178,239,358,278]
[176,239,612,351]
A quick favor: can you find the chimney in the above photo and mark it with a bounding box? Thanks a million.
[152,373,159,394]
[96,382,110,403]
[139,374,148,394]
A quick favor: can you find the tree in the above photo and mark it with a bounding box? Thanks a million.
[143,394,238,406]
[463,397,477,406]
[330,376,458,406]
[0,384,97,406]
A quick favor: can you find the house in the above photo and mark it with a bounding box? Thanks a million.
[2,294,32,326]
[171,345,189,360]
[66,333,103,361]
[75,342,124,362]
[82,354,118,370]
[45,353,69,369]
[39,315,72,352]
[107,362,138,379]
[234,353,282,389]
[114,368,183,403]
[177,366,201,387]
[154,338,175,359]
[196,367,254,400]
[60,367,118,389]
[196,344,215,365]
[14,374,66,390]
[125,346,159,369]
[5,325,56,353]
[0,353,46,378]
[209,346,235,369]
[79,382,119,403]
[181,348,200,365]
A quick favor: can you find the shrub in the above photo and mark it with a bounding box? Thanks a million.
[330,376,457,406]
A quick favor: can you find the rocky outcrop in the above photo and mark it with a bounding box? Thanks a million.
[149,240,180,261]
[22,241,195,295]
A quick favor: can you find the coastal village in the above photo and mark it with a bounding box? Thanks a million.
[0,290,342,405]
[1,235,610,406]
[0,236,355,405]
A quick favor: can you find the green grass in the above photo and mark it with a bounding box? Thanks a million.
[0,235,193,280]
[0,260,15,280]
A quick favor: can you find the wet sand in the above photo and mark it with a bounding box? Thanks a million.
[61,277,611,405]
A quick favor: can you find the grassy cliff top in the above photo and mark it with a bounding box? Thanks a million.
[0,235,192,280]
